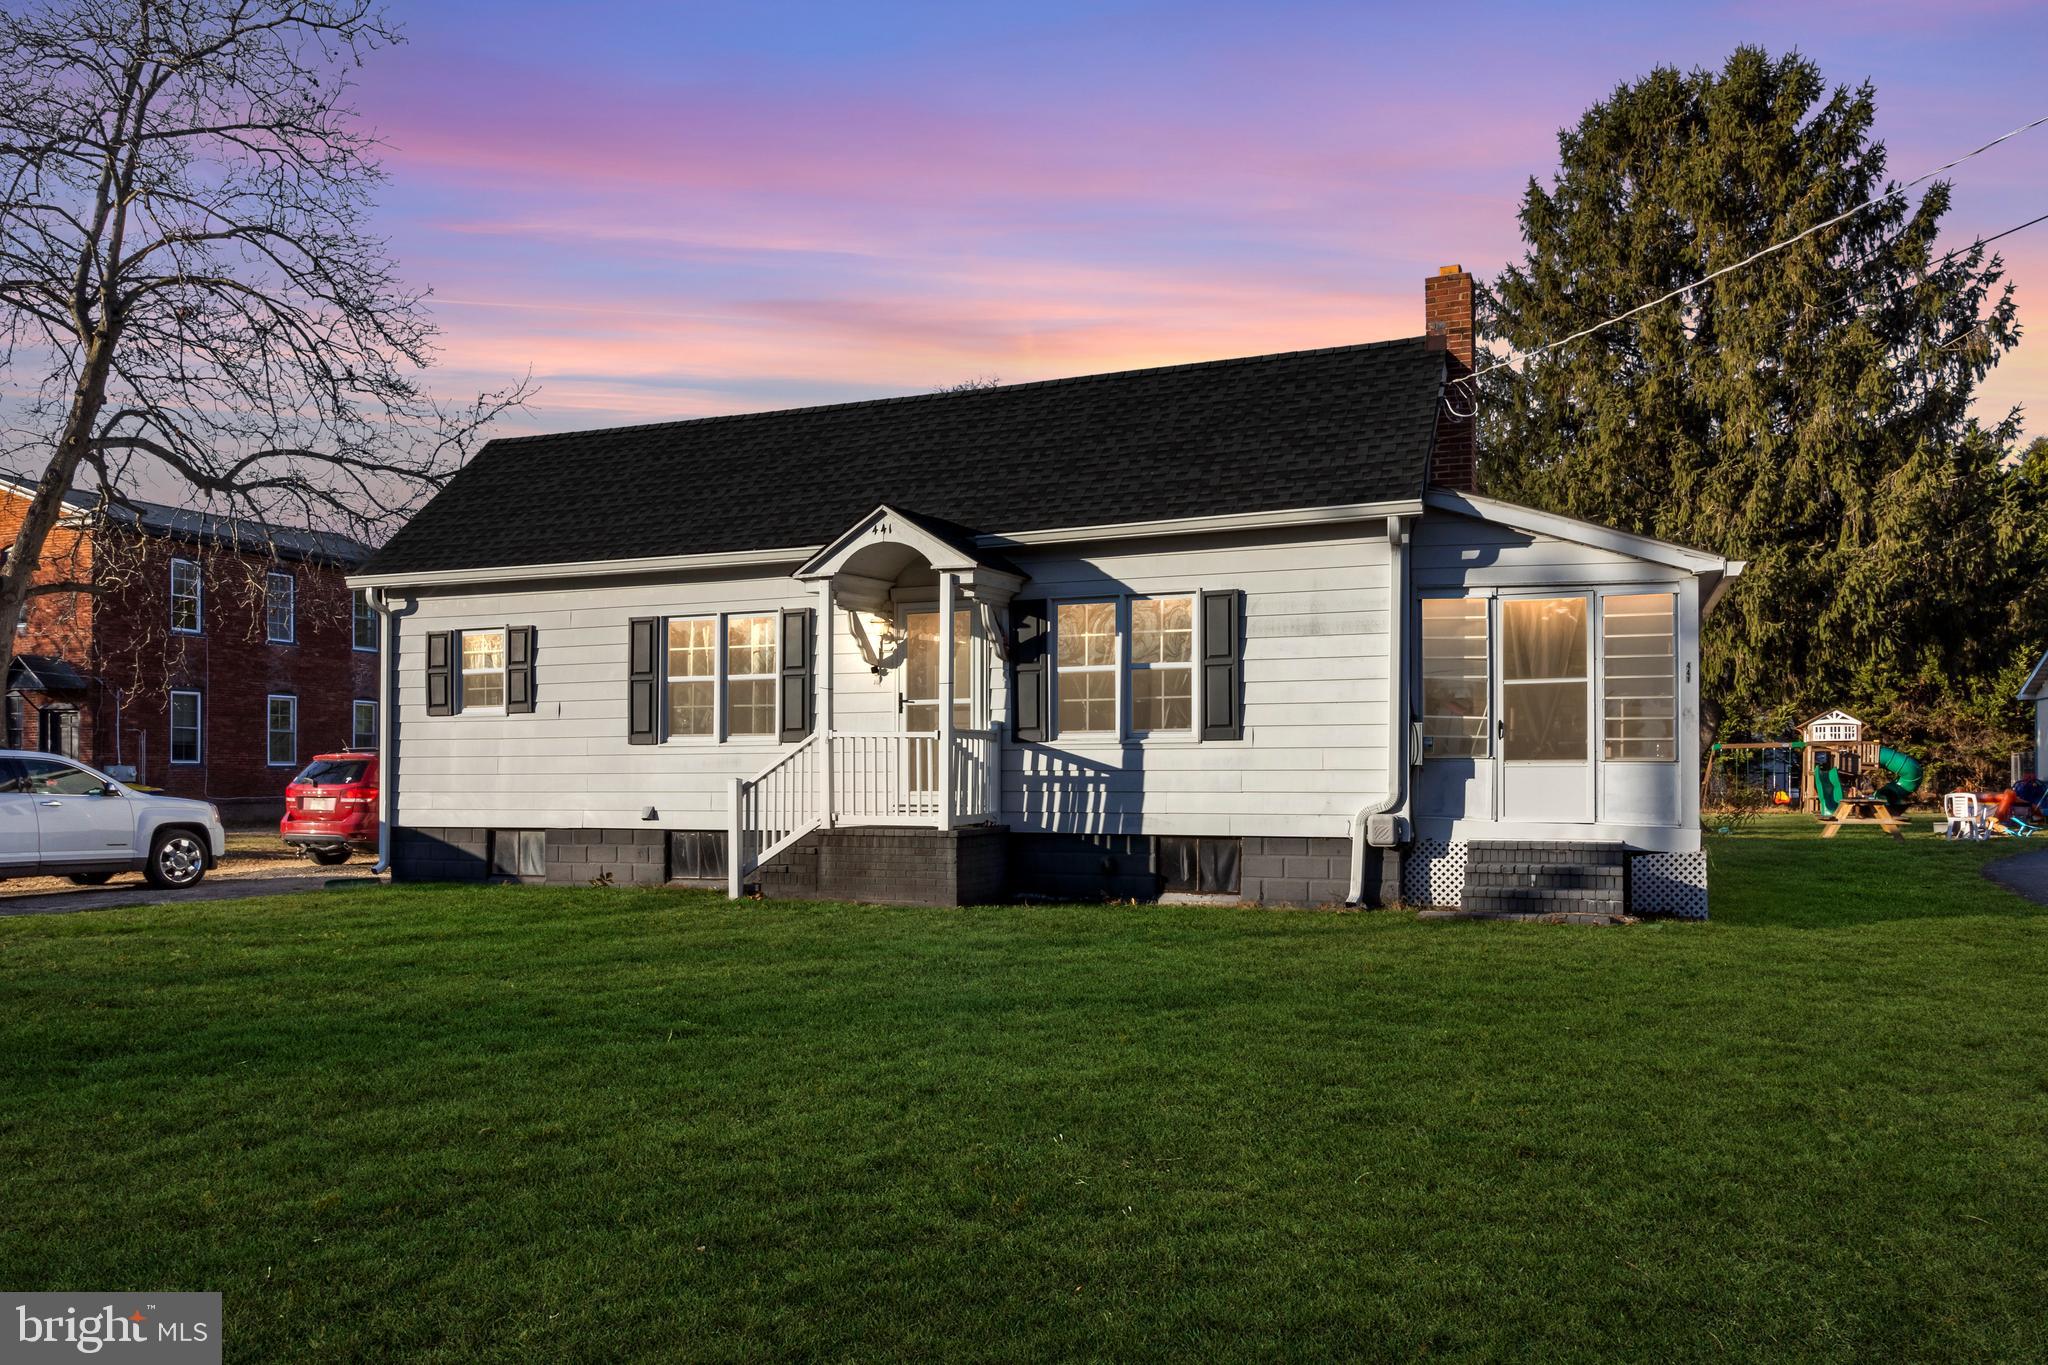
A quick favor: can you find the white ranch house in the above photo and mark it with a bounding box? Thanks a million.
[352,268,1742,918]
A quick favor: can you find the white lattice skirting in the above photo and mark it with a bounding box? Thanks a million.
[1629,849,1709,919]
[1401,839,1710,919]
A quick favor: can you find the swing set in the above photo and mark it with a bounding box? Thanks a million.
[1703,738,1924,839]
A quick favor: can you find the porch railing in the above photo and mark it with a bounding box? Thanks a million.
[728,728,1001,897]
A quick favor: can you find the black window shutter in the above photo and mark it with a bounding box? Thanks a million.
[425,631,454,716]
[778,607,814,742]
[628,617,661,744]
[1011,599,1050,743]
[506,626,537,713]
[1199,590,1244,741]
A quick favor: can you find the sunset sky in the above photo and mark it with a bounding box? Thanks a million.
[354,0,2048,443]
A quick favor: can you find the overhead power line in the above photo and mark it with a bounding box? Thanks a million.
[1458,111,2048,387]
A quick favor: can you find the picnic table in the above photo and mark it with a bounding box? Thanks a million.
[1821,796,1905,840]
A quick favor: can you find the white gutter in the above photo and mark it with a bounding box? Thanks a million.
[345,502,1427,593]
[347,544,815,591]
[369,587,396,875]
[1347,514,1410,905]
[976,499,1423,549]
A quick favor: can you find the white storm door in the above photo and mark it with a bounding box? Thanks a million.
[899,608,971,815]
[1496,594,1594,823]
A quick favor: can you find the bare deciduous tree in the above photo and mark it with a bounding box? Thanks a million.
[0,0,529,642]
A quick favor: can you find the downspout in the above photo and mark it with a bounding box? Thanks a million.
[369,587,396,875]
[1347,514,1410,905]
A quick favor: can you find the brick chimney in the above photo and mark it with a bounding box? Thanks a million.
[1423,264,1476,492]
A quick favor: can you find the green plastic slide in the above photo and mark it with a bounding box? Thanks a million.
[1814,744,1923,819]
[1871,745,1924,817]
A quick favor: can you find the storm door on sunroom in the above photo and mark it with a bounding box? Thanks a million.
[1496,593,1593,822]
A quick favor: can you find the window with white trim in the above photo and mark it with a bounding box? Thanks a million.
[461,629,507,711]
[170,558,202,634]
[724,613,778,738]
[1128,596,1194,733]
[1421,597,1490,758]
[665,617,717,738]
[266,694,297,766]
[1056,600,1118,735]
[264,570,295,643]
[352,590,377,651]
[352,699,377,751]
[170,690,203,764]
[1602,593,1677,761]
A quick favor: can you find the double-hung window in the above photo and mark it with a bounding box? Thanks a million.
[724,614,778,737]
[1128,596,1194,733]
[461,629,507,711]
[665,617,717,738]
[266,694,297,766]
[352,590,378,651]
[352,699,377,751]
[170,558,203,634]
[265,571,295,643]
[658,613,779,741]
[170,690,203,764]
[1602,593,1677,761]
[1055,601,1119,735]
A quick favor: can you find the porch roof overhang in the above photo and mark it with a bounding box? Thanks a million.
[794,505,1026,611]
[9,653,91,692]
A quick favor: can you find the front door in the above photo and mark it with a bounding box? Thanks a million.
[899,607,972,811]
[1497,594,1594,822]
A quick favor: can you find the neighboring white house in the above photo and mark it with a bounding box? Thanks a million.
[2023,651,2048,775]
[351,268,1741,918]
[1798,709,1865,744]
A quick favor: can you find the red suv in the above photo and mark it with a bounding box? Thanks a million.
[280,752,378,865]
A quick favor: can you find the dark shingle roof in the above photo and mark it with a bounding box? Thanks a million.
[363,337,1444,576]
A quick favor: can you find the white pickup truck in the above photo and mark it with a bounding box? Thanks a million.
[0,752,226,888]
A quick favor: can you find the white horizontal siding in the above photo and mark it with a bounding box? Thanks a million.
[1412,512,1686,588]
[390,525,1394,839]
[997,527,1391,838]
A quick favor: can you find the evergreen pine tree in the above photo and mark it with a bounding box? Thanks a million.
[1478,47,2043,764]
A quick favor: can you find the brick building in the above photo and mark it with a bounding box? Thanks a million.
[4,481,379,814]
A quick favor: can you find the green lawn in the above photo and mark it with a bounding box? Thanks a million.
[2,822,2044,1362]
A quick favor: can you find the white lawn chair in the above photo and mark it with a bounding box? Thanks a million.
[1943,792,1989,840]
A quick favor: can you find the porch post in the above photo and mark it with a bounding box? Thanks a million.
[937,569,957,829]
[815,578,834,828]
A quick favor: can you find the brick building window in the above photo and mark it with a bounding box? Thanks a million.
[170,690,203,765]
[265,571,295,643]
[170,558,203,634]
[352,591,377,651]
[352,699,376,751]
[266,694,297,766]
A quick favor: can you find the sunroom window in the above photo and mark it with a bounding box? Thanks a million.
[1421,597,1489,757]
[1602,593,1676,761]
